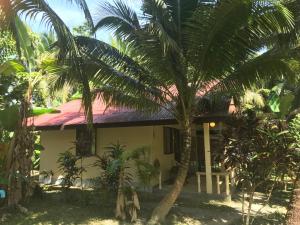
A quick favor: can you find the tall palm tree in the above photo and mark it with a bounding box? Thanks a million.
[0,0,95,121]
[73,0,296,222]
[0,0,94,207]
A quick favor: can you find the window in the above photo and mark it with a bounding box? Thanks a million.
[163,127,182,157]
[76,127,96,156]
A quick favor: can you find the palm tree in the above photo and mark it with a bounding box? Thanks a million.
[73,0,296,222]
[0,0,94,207]
[0,0,95,121]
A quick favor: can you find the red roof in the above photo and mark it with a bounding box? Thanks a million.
[30,98,173,129]
[31,82,235,129]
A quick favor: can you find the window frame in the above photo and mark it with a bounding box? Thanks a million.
[75,126,97,157]
[163,127,182,155]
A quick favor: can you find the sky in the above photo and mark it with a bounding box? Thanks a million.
[26,0,141,42]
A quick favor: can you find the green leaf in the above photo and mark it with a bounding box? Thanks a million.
[14,17,34,64]
[0,60,25,75]
[0,105,19,131]
[31,107,60,116]
[268,83,285,113]
[268,92,281,113]
[279,93,295,117]
[34,143,45,151]
[271,83,284,95]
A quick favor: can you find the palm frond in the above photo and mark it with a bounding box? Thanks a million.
[75,36,163,87]
[94,0,140,37]
[216,48,295,93]
[186,0,294,78]
[65,0,94,29]
[242,89,265,109]
[142,0,180,53]
[95,85,160,113]
[15,0,78,61]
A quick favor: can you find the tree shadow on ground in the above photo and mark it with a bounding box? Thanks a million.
[1,188,289,225]
[2,189,120,225]
[166,203,241,225]
[231,211,285,225]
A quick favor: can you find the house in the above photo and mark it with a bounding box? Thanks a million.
[32,95,236,194]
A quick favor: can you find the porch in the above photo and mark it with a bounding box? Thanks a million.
[157,171,234,200]
[157,122,235,199]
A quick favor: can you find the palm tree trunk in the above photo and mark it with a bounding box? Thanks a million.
[285,168,300,225]
[149,120,192,224]
[115,168,126,220]
[6,98,34,208]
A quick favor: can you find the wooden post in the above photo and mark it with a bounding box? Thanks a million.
[197,172,201,193]
[203,123,213,194]
[216,175,220,195]
[284,182,287,192]
[159,171,162,190]
[225,174,230,195]
[225,174,231,201]
[230,169,236,194]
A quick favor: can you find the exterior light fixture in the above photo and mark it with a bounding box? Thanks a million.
[209,122,216,128]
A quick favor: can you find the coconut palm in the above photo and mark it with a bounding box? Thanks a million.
[0,0,95,121]
[0,0,94,207]
[69,0,297,222]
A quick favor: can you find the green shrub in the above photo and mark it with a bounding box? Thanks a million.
[57,151,85,189]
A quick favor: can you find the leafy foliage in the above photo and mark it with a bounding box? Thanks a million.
[0,106,20,131]
[136,159,160,189]
[94,143,151,221]
[240,78,300,119]
[72,21,93,37]
[57,151,85,189]
[94,145,121,192]
[289,114,300,157]
[0,0,94,122]
[223,111,300,224]
[267,83,296,117]
[0,31,17,62]
[0,154,8,185]
[94,143,150,192]
[31,107,60,116]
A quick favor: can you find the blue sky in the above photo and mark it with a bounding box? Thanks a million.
[26,0,141,42]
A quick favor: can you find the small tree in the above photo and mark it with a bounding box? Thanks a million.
[94,144,123,193]
[223,111,299,225]
[94,143,155,222]
[136,159,160,191]
[57,151,85,190]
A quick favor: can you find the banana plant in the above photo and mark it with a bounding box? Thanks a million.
[268,83,296,118]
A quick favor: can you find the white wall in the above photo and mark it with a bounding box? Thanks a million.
[39,125,175,186]
[40,129,75,177]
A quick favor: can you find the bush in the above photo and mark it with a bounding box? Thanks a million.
[223,111,300,225]
[57,151,85,189]
[94,143,154,221]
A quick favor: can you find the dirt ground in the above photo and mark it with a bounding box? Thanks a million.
[0,187,290,225]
